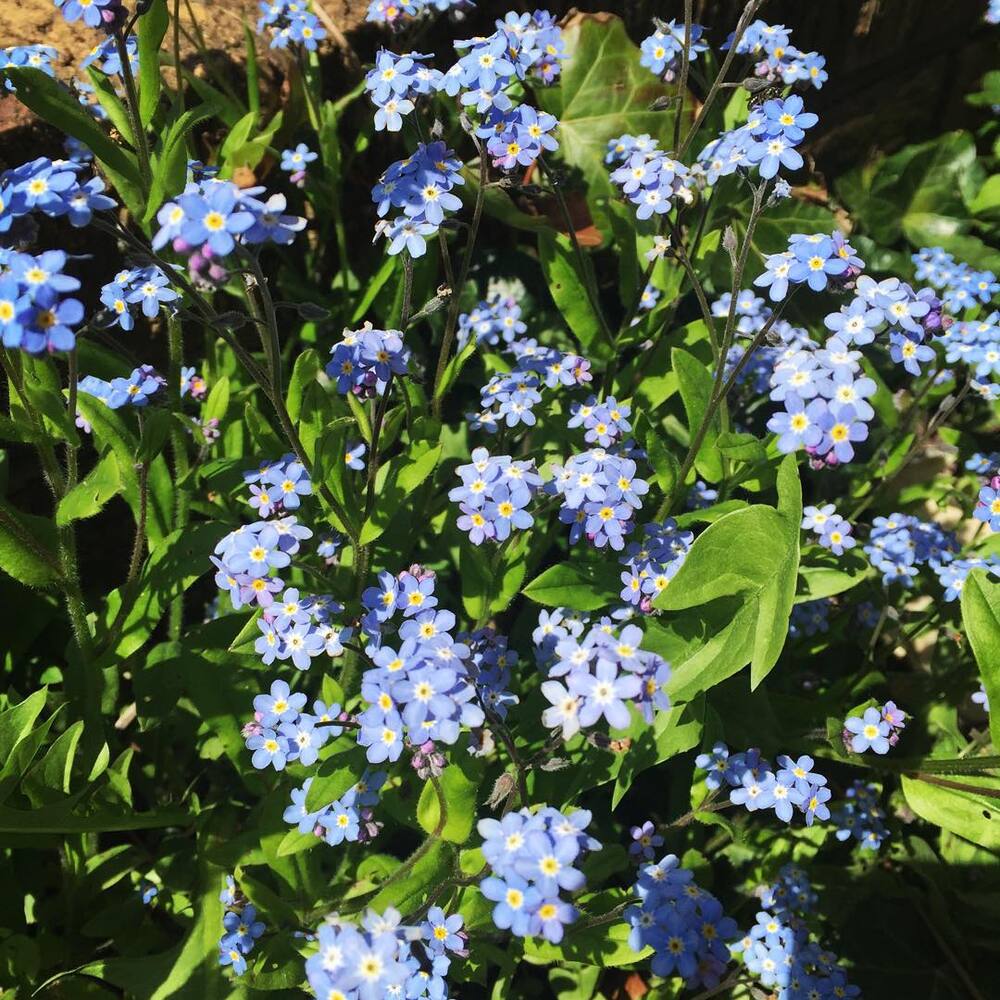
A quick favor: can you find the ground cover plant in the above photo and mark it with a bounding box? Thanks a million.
[1,0,1000,997]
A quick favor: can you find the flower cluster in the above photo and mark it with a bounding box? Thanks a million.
[755,230,862,302]
[734,866,860,997]
[470,341,592,432]
[364,49,436,132]
[696,744,832,825]
[365,0,470,28]
[456,289,527,349]
[305,906,464,1000]
[243,678,345,770]
[843,701,906,755]
[449,448,541,544]
[832,780,890,850]
[257,0,326,50]
[934,555,1000,602]
[325,323,411,398]
[723,19,828,89]
[914,245,998,311]
[356,568,487,761]
[480,104,559,172]
[80,34,138,76]
[788,598,832,639]
[1,44,57,84]
[639,19,709,81]
[546,443,648,551]
[478,806,599,942]
[618,519,692,611]
[863,512,959,587]
[99,265,178,331]
[77,364,165,411]
[608,136,693,221]
[372,141,463,258]
[540,620,670,737]
[0,250,84,354]
[153,178,306,273]
[218,876,265,977]
[624,853,737,989]
[57,0,127,32]
[801,504,855,555]
[283,769,387,847]
[0,156,115,234]
[243,453,314,520]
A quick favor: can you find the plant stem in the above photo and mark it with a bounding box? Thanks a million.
[673,0,694,151]
[432,144,487,416]
[676,0,764,161]
[114,30,153,193]
[166,317,190,639]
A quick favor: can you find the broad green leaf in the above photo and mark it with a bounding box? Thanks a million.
[203,375,230,424]
[797,547,873,601]
[970,174,1000,217]
[538,231,605,356]
[56,452,121,527]
[536,13,687,203]
[672,347,722,482]
[521,560,621,612]
[286,349,321,423]
[0,502,61,587]
[0,803,190,833]
[369,838,454,913]
[654,455,801,693]
[961,569,1000,750]
[0,688,48,761]
[25,719,84,800]
[611,702,703,808]
[460,533,532,623]
[305,762,358,812]
[360,440,442,545]
[101,523,217,661]
[716,430,767,465]
[901,774,1000,851]
[86,67,135,146]
[645,432,680,497]
[137,0,169,125]
[416,755,481,843]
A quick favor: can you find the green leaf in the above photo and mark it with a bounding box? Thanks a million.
[56,452,121,527]
[611,702,703,808]
[961,569,1000,750]
[653,455,801,693]
[460,533,532,623]
[716,430,767,465]
[0,688,47,760]
[25,719,84,799]
[970,174,1000,217]
[286,349,321,423]
[3,68,142,213]
[521,560,621,612]
[416,755,481,843]
[538,231,604,356]
[0,502,61,587]
[0,803,190,833]
[137,0,168,125]
[304,762,358,812]
[145,102,218,222]
[645,432,680,497]
[86,67,135,146]
[672,347,722,482]
[360,439,442,545]
[203,374,230,424]
[901,774,1000,851]
[369,838,454,913]
[796,547,873,601]
[536,13,688,204]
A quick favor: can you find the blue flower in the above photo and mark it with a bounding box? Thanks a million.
[246,727,288,770]
[844,707,891,754]
[177,183,255,256]
[223,904,265,953]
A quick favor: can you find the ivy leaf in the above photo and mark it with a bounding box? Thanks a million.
[536,13,688,203]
